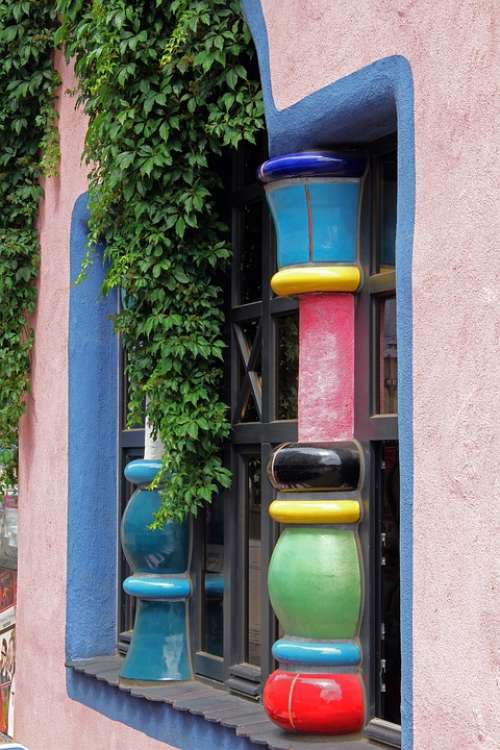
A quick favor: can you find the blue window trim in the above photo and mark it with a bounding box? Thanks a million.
[242,3,415,749]
[66,193,256,750]
[66,3,415,745]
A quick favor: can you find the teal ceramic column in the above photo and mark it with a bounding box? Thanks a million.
[119,459,192,683]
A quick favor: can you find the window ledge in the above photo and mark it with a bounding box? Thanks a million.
[67,655,389,750]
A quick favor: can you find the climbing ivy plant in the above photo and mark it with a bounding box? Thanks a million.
[0,2,60,490]
[57,0,264,524]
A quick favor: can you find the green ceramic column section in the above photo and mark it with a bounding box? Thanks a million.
[268,527,361,639]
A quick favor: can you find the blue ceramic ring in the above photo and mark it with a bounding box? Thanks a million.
[272,639,361,666]
[123,575,191,600]
[258,151,366,183]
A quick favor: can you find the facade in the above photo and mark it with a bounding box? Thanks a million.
[9,2,499,750]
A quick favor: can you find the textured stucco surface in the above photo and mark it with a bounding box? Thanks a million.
[299,294,354,442]
[259,2,500,749]
[16,53,177,750]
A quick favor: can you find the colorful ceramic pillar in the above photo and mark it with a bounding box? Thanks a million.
[259,151,366,734]
[119,459,192,683]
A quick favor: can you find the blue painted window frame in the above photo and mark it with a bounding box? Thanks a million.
[65,2,415,746]
[66,193,257,750]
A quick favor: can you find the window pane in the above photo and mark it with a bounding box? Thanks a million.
[201,494,224,657]
[235,319,262,423]
[239,202,262,305]
[377,296,398,414]
[276,312,299,420]
[246,455,261,666]
[378,441,400,724]
[121,350,145,430]
[242,132,268,187]
[120,450,140,635]
[377,153,397,273]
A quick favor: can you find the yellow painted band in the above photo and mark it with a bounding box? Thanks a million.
[271,265,361,297]
[269,499,361,524]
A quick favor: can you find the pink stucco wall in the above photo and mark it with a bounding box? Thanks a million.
[260,1,500,748]
[16,53,176,750]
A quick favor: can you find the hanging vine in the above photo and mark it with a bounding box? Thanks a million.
[0,2,60,490]
[57,0,264,525]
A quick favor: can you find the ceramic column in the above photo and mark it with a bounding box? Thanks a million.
[259,152,367,734]
[119,427,192,683]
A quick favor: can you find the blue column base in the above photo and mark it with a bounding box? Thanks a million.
[120,599,192,682]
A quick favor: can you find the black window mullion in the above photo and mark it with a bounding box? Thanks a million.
[357,137,401,745]
[259,441,277,683]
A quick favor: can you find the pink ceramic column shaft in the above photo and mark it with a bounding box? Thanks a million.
[298,293,355,442]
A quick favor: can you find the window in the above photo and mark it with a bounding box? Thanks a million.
[356,139,401,744]
[116,137,400,742]
[191,139,299,693]
[118,140,300,695]
[117,349,144,651]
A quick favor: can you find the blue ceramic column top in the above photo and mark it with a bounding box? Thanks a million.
[258,151,366,183]
[258,152,367,296]
[124,458,162,486]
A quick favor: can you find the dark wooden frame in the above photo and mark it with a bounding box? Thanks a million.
[355,135,401,748]
[190,143,298,693]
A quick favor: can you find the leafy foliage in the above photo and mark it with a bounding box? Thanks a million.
[57,0,264,524]
[0,2,60,488]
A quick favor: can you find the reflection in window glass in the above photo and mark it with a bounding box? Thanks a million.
[276,312,299,420]
[246,456,261,666]
[378,296,397,414]
[378,154,397,272]
[379,441,400,724]
[239,202,262,305]
[201,493,224,657]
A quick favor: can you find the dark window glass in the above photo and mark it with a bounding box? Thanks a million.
[246,455,261,666]
[377,153,397,273]
[121,350,145,430]
[242,133,268,186]
[235,319,262,423]
[194,141,298,692]
[119,448,142,638]
[356,138,400,740]
[201,494,224,657]
[377,296,398,414]
[239,202,262,305]
[377,441,401,725]
[276,312,299,420]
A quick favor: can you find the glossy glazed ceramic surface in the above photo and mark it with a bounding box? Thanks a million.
[120,459,192,682]
[268,442,361,491]
[124,458,162,486]
[119,600,191,682]
[258,151,366,182]
[268,527,361,639]
[263,670,364,733]
[272,639,361,666]
[269,498,360,524]
[121,488,189,574]
[123,575,191,599]
[261,150,365,737]
[266,180,361,267]
[271,265,361,296]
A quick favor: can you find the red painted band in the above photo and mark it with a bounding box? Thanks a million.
[263,670,364,735]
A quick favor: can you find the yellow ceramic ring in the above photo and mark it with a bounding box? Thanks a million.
[269,499,360,524]
[271,265,361,297]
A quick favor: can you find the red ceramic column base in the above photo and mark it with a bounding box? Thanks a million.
[263,670,364,734]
